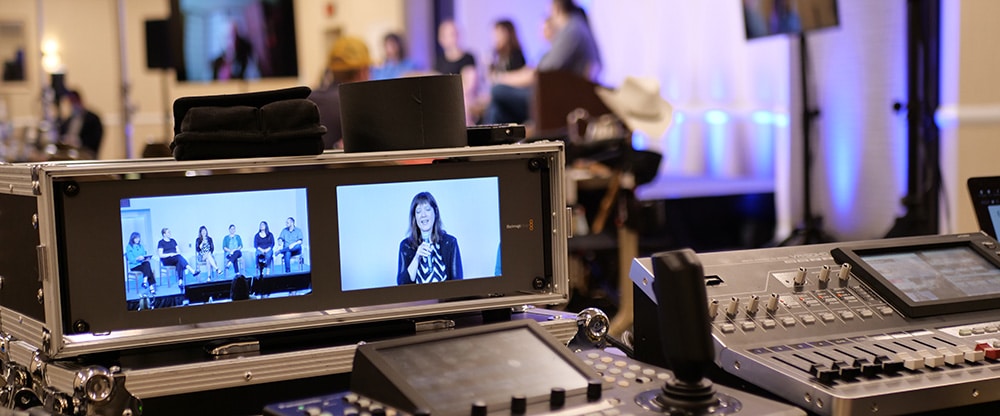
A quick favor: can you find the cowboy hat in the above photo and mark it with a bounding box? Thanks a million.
[595,76,674,139]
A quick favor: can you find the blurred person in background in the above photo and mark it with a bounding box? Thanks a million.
[308,36,371,149]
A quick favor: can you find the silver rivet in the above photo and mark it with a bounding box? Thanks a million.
[244,371,253,381]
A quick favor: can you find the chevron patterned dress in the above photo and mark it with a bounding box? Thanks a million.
[416,241,447,284]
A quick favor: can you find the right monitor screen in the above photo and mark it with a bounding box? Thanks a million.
[859,246,1000,303]
[337,177,502,291]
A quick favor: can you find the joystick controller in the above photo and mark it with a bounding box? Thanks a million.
[635,249,805,415]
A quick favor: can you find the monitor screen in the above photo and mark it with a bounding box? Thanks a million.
[989,205,1000,239]
[743,0,840,40]
[171,0,299,82]
[858,246,1000,303]
[337,177,501,291]
[120,188,312,311]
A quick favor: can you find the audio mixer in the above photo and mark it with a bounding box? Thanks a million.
[632,232,1000,415]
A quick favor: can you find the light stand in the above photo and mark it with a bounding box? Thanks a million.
[780,33,834,246]
[886,0,940,237]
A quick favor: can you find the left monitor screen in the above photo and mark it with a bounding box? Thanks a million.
[120,188,311,311]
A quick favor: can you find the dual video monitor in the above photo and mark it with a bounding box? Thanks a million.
[54,153,556,335]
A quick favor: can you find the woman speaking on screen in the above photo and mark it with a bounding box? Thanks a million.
[397,192,463,285]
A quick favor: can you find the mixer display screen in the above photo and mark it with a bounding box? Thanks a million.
[379,327,591,415]
[860,246,1000,302]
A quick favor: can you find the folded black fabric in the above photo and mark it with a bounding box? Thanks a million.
[170,87,326,160]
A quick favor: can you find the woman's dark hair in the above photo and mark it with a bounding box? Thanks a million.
[407,192,444,247]
[199,225,208,237]
[259,221,270,234]
[129,232,141,245]
[384,33,407,61]
[553,0,589,24]
[494,20,523,60]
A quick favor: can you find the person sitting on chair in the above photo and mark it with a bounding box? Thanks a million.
[125,232,156,294]
[254,221,275,275]
[277,217,304,273]
[223,224,243,274]
[158,228,198,286]
[195,225,222,278]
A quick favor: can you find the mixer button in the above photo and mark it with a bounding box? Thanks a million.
[781,317,797,327]
[587,352,601,359]
[657,372,671,380]
[635,376,652,384]
[986,326,999,333]
[761,319,776,329]
[820,313,836,322]
[343,408,359,416]
[809,364,838,383]
[875,355,904,374]
[959,328,973,336]
[584,360,594,366]
[720,323,736,333]
[939,348,964,365]
[853,358,880,377]
[741,322,757,331]
[304,406,322,416]
[627,364,641,371]
[595,364,608,371]
[839,311,856,320]
[604,376,616,383]
[609,368,622,375]
[344,393,360,404]
[983,241,997,249]
[511,395,528,414]
[957,345,986,362]
[832,361,860,379]
[614,360,628,368]
[859,309,874,318]
[917,350,945,368]
[973,327,986,335]
[357,399,372,408]
[975,343,1000,360]
[616,380,630,388]
[623,372,636,379]
[550,388,566,409]
[897,353,923,370]
[642,368,656,376]
[878,306,894,316]
[600,356,614,363]
[799,315,816,325]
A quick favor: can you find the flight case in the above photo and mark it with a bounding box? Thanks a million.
[0,142,572,414]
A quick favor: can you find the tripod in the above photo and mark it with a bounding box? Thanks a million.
[780,32,835,246]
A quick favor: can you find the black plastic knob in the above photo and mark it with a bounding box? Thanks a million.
[550,387,566,408]
[471,400,487,416]
[587,379,603,401]
[510,395,527,414]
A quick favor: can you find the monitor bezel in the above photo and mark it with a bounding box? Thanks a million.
[832,238,1000,318]
[967,176,1000,239]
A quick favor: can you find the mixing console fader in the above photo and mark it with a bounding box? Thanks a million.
[631,233,1000,415]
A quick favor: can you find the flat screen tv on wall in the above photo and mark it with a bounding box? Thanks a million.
[169,0,299,82]
[743,0,840,40]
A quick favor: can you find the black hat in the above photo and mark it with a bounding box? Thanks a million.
[339,75,467,153]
